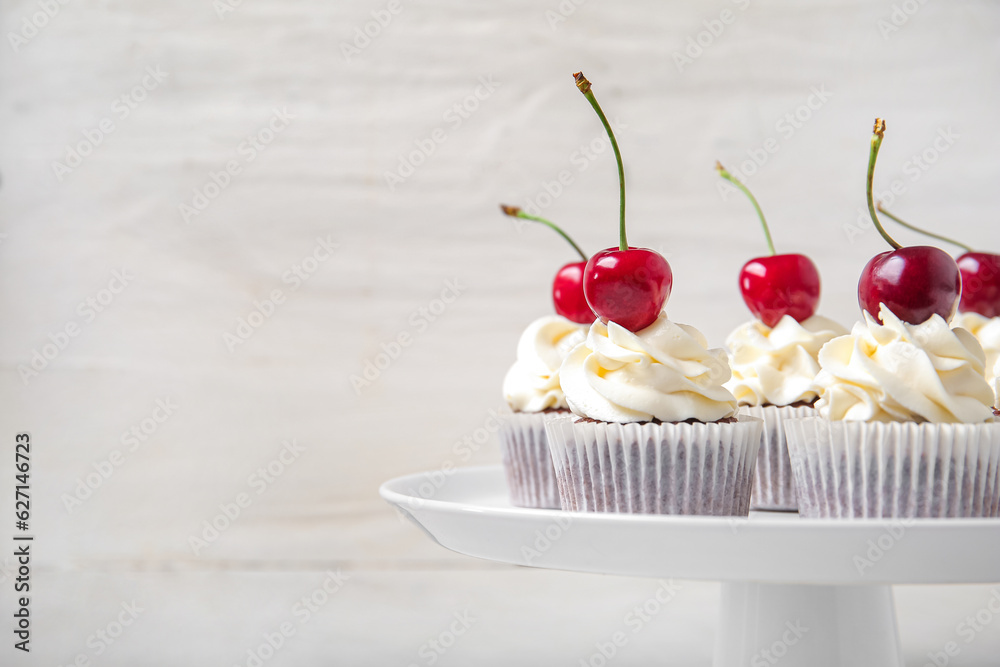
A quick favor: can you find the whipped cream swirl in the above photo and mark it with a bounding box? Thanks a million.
[815,305,995,423]
[725,315,847,407]
[559,313,737,423]
[953,312,1000,405]
[503,315,588,412]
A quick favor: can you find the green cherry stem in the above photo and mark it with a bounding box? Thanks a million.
[867,118,902,250]
[715,161,775,256]
[574,72,627,251]
[500,205,587,261]
[875,203,974,253]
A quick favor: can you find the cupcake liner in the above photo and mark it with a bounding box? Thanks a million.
[785,418,1000,519]
[743,404,818,511]
[544,416,762,516]
[498,411,563,509]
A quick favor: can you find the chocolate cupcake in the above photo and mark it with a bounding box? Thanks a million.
[545,313,762,516]
[786,305,1000,518]
[725,315,847,510]
[500,315,587,509]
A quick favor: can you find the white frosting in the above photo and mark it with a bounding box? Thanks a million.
[953,312,1000,405]
[725,315,847,407]
[815,305,995,423]
[994,357,1000,408]
[503,315,588,412]
[559,312,737,423]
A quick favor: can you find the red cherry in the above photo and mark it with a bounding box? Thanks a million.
[739,254,820,328]
[552,261,594,324]
[874,205,1000,319]
[583,247,672,332]
[957,252,1000,318]
[858,120,961,325]
[858,246,960,324]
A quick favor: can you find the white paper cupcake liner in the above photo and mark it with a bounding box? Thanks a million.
[785,418,1000,519]
[498,411,564,509]
[544,416,762,516]
[743,404,818,511]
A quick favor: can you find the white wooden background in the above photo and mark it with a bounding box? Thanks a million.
[1,0,1000,664]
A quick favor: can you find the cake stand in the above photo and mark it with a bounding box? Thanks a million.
[380,465,1000,667]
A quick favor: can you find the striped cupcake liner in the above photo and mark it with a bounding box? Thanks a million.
[742,404,818,512]
[785,418,1000,519]
[544,416,762,516]
[498,411,563,509]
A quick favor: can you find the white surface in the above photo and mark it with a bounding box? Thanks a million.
[382,465,999,665]
[381,466,1000,585]
[2,0,1000,664]
[715,584,902,667]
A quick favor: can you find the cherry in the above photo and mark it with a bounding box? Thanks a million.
[876,204,1000,318]
[958,253,1000,318]
[858,247,961,325]
[585,247,672,332]
[572,72,672,332]
[858,119,960,325]
[499,204,595,324]
[716,162,821,328]
[552,261,593,323]
[738,256,820,328]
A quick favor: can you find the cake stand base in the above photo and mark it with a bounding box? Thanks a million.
[715,583,902,667]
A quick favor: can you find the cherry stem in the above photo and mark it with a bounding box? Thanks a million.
[500,205,587,261]
[875,203,974,253]
[574,72,627,252]
[715,161,775,256]
[866,118,902,250]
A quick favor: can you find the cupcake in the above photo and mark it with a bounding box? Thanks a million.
[726,315,847,510]
[712,161,848,510]
[545,313,763,516]
[953,311,1000,406]
[500,315,587,508]
[785,305,1000,518]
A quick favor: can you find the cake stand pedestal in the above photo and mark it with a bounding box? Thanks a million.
[380,466,1000,667]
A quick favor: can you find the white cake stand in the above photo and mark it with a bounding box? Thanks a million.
[380,465,1000,667]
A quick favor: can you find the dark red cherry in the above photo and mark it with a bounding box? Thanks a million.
[957,252,1000,318]
[858,246,960,324]
[739,254,820,328]
[552,261,594,324]
[583,247,672,332]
